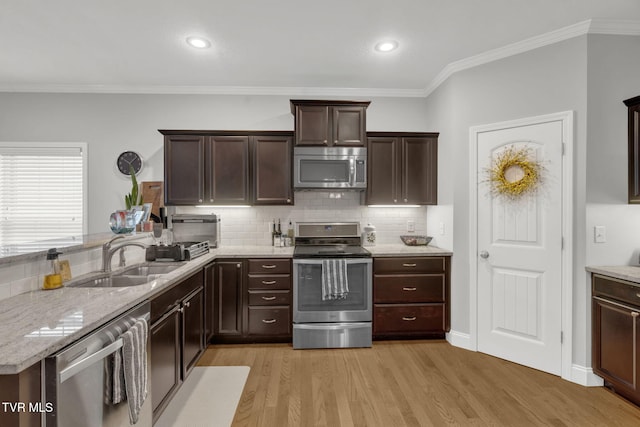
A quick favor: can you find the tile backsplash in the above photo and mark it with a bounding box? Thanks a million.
[0,192,428,301]
[176,191,428,246]
[0,238,149,301]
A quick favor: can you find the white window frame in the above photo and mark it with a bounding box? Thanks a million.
[0,142,88,248]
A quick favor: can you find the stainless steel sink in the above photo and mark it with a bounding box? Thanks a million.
[114,262,185,277]
[67,262,186,288]
[68,274,150,288]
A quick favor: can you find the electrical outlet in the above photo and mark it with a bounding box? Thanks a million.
[439,222,445,235]
[594,225,606,243]
[407,220,415,233]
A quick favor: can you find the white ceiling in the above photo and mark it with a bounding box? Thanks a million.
[1,0,640,97]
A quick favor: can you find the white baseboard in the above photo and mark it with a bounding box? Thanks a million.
[569,364,604,387]
[446,330,474,351]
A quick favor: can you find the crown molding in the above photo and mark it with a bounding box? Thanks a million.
[1,19,638,98]
[423,19,640,97]
[0,83,425,98]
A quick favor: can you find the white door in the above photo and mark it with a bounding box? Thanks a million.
[476,118,564,376]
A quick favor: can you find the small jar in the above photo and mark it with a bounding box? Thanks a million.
[362,223,376,247]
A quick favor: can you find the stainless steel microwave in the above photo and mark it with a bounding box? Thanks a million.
[293,147,367,190]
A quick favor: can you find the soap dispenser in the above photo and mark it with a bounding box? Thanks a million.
[43,248,63,290]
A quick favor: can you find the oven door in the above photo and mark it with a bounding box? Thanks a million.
[293,258,372,323]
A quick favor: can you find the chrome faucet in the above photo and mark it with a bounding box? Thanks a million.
[102,236,147,272]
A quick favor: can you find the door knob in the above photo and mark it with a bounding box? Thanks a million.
[479,250,490,259]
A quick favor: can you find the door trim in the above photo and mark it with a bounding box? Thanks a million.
[468,111,574,381]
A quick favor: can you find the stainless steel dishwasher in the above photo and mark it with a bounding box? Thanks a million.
[45,301,152,426]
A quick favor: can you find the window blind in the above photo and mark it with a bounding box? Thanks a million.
[0,144,85,252]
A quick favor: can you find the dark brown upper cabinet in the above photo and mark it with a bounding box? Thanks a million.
[161,130,293,206]
[164,134,206,205]
[624,95,640,204]
[367,132,438,205]
[290,100,370,146]
[252,135,293,205]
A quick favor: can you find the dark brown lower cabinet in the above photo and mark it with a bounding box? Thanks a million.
[592,274,640,405]
[0,362,41,427]
[212,258,292,343]
[373,256,450,339]
[150,270,205,422]
[150,306,181,418]
[213,260,244,338]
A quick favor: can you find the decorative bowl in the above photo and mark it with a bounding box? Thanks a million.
[400,235,432,246]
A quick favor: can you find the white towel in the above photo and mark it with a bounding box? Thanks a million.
[321,259,349,300]
[121,318,149,424]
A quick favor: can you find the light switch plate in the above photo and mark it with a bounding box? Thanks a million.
[407,220,415,233]
[594,225,606,243]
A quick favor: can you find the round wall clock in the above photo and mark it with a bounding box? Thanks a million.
[117,151,143,175]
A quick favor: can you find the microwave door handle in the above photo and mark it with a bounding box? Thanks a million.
[349,158,356,186]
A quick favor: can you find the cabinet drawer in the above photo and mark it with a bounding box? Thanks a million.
[374,275,445,303]
[374,304,445,334]
[248,259,291,274]
[374,257,445,274]
[247,274,291,290]
[151,270,203,323]
[593,274,640,308]
[247,306,291,336]
[248,290,291,306]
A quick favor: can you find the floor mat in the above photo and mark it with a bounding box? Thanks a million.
[155,366,250,427]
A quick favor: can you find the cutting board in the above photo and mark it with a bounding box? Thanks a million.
[141,181,164,218]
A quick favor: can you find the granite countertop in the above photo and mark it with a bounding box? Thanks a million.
[0,243,450,374]
[367,244,453,257]
[586,265,640,285]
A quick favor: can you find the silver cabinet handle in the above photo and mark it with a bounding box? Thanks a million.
[262,319,277,324]
[237,263,241,268]
[402,287,417,291]
[261,264,277,269]
[261,296,277,301]
[402,263,417,267]
[480,250,490,259]
[184,301,191,308]
[198,199,203,203]
[636,293,640,298]
[404,198,408,202]
[262,280,277,285]
[402,316,417,321]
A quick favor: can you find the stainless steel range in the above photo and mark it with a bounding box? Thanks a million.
[292,222,372,349]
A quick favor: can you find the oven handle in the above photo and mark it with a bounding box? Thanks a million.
[293,258,372,265]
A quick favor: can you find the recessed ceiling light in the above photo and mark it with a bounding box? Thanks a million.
[186,36,211,49]
[374,40,398,52]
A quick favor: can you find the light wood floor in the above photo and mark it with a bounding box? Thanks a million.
[197,340,640,426]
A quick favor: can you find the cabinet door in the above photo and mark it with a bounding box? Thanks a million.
[593,298,640,394]
[252,135,293,205]
[401,137,438,205]
[214,261,244,336]
[294,105,330,146]
[182,287,204,378]
[209,136,250,204]
[367,137,399,204]
[164,135,206,205]
[150,306,181,418]
[332,105,366,146]
[204,263,215,343]
[625,96,640,203]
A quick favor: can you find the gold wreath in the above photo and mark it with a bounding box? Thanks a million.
[487,145,543,199]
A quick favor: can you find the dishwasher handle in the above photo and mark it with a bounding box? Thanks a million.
[59,339,123,383]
